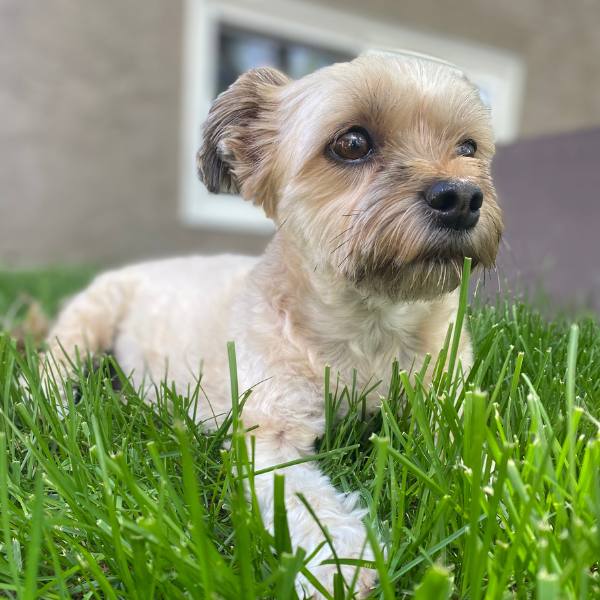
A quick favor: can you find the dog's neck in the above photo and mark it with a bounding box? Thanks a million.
[252,232,458,382]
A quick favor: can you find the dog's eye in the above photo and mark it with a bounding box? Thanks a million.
[456,139,477,157]
[330,128,373,162]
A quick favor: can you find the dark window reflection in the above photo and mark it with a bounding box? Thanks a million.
[217,25,354,95]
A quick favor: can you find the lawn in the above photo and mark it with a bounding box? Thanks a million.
[0,265,599,599]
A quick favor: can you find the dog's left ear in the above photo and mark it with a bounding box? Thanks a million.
[197,67,290,217]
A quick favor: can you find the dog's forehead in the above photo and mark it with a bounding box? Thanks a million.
[281,54,486,139]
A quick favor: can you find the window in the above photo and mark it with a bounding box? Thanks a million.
[216,25,353,96]
[180,0,525,233]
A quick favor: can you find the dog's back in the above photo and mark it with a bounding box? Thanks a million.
[46,254,258,412]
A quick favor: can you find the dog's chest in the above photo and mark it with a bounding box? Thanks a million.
[310,301,427,391]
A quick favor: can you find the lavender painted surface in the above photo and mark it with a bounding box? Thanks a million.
[489,127,600,310]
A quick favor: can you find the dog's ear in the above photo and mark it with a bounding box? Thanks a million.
[197,67,290,216]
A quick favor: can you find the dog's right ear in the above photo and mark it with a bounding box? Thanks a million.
[197,67,290,213]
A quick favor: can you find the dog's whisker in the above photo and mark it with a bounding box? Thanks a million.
[330,229,363,256]
[330,238,353,255]
[337,250,354,269]
[328,226,354,244]
[277,216,290,231]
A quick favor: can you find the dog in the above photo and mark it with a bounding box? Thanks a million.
[43,51,503,597]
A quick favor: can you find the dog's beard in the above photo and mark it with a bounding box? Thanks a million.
[336,200,501,302]
[347,255,470,301]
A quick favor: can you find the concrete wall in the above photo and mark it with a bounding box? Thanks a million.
[1,0,600,269]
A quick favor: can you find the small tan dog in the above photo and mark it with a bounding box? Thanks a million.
[45,52,502,597]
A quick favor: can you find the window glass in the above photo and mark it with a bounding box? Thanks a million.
[217,25,354,94]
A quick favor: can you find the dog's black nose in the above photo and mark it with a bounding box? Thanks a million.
[424,180,483,230]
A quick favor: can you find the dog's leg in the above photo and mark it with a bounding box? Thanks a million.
[43,271,135,384]
[248,420,376,598]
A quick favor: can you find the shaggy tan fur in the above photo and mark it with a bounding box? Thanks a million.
[44,52,502,598]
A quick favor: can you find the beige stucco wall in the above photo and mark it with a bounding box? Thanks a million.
[0,0,268,268]
[1,0,599,267]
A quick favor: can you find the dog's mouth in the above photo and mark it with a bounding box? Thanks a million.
[338,205,502,301]
[411,252,480,270]
[347,249,487,302]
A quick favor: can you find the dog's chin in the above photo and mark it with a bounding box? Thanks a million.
[347,255,484,302]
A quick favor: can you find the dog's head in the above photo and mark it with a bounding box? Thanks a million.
[198,52,503,301]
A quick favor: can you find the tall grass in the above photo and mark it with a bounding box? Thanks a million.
[0,262,598,598]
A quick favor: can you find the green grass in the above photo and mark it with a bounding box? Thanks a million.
[0,263,599,599]
[0,267,95,322]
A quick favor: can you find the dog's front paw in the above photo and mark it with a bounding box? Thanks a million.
[299,561,377,599]
[289,498,378,598]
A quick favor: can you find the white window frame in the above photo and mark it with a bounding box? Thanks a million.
[180,0,525,233]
